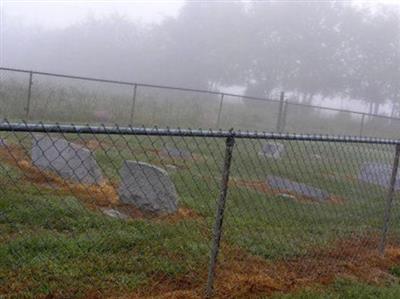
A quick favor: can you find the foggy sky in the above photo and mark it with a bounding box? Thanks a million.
[0,0,399,115]
[2,1,184,29]
[2,0,400,30]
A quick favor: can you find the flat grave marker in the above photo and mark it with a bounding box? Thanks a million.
[159,146,192,159]
[267,175,330,202]
[358,162,400,190]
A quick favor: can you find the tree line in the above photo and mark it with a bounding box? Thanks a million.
[3,1,399,115]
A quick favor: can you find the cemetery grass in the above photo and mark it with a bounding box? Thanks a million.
[3,80,400,139]
[270,279,400,299]
[0,188,210,298]
[2,134,400,297]
[89,135,400,257]
[3,187,400,298]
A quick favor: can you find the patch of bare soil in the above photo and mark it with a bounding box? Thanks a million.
[119,237,400,299]
[0,145,198,222]
[156,207,203,224]
[231,178,344,204]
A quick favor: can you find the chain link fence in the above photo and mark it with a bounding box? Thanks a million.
[2,120,400,298]
[1,67,400,138]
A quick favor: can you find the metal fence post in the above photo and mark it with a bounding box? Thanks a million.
[216,93,224,129]
[25,72,33,119]
[379,143,400,255]
[205,132,235,298]
[359,114,365,136]
[276,91,285,132]
[130,84,138,124]
[281,100,288,132]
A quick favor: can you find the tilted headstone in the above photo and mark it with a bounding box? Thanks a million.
[359,163,400,190]
[118,161,178,214]
[259,142,285,159]
[266,175,330,201]
[159,146,191,159]
[31,134,104,184]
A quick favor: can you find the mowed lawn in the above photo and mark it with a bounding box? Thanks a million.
[1,131,400,298]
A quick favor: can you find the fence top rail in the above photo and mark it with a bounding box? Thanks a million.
[0,66,277,102]
[3,66,399,121]
[1,121,399,145]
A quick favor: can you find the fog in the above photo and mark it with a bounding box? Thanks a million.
[1,0,400,116]
[2,1,184,29]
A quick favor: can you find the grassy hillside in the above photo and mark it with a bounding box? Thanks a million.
[1,75,400,138]
[1,131,400,297]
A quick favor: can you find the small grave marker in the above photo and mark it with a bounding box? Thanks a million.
[359,163,400,190]
[159,146,192,159]
[259,142,285,159]
[267,175,330,201]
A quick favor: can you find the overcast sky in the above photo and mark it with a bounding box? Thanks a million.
[1,0,184,29]
[0,0,399,115]
[2,0,400,30]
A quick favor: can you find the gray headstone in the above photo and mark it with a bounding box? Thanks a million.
[118,161,178,214]
[31,134,104,184]
[259,142,285,159]
[266,175,330,201]
[359,163,400,190]
[160,146,191,159]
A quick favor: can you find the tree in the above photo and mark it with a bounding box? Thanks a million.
[153,0,247,89]
[243,1,351,101]
[344,7,400,114]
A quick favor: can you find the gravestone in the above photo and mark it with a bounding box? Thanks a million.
[31,134,104,184]
[358,163,400,190]
[118,161,178,214]
[160,146,191,159]
[259,142,285,159]
[266,175,330,201]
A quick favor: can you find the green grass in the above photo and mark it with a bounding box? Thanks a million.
[0,191,210,297]
[1,132,400,297]
[2,78,400,138]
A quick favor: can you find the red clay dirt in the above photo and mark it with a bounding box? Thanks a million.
[0,145,198,221]
[119,237,400,299]
[231,178,344,204]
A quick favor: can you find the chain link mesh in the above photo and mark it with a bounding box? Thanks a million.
[1,121,400,298]
[2,67,400,138]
